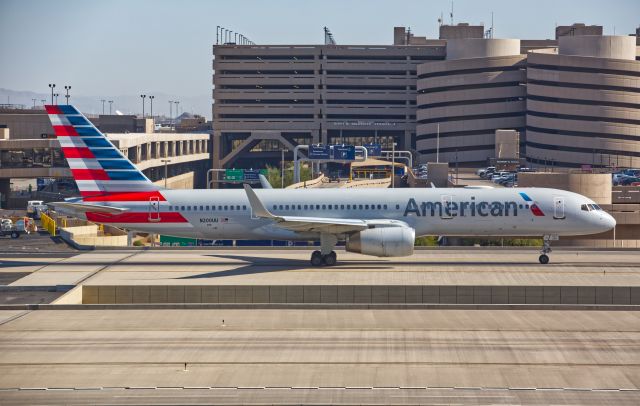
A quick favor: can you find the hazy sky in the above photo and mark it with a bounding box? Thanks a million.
[1,0,638,111]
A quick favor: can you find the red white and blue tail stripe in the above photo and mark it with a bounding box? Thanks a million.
[46,105,159,197]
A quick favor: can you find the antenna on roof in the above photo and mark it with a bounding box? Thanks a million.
[324,26,336,45]
[450,1,454,25]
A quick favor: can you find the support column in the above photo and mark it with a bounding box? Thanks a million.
[0,178,10,209]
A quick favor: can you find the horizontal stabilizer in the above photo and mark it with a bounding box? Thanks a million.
[48,201,130,214]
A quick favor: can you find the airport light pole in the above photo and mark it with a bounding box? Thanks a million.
[108,100,113,114]
[100,99,106,115]
[48,83,55,104]
[161,159,171,188]
[54,93,59,104]
[149,95,154,119]
[64,86,71,104]
[32,98,36,108]
[436,123,440,163]
[391,142,396,188]
[140,94,146,117]
[175,101,180,118]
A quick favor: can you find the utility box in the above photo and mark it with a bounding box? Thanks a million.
[427,162,449,187]
[494,129,521,171]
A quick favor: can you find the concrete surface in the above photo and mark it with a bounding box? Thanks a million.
[44,249,640,287]
[0,309,638,405]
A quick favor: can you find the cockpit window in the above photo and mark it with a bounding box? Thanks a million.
[592,204,602,210]
[581,204,589,211]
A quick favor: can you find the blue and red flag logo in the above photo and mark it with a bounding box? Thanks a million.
[519,192,545,216]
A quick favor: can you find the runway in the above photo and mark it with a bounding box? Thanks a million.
[0,308,639,405]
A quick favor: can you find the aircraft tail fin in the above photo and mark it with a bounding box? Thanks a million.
[45,105,159,197]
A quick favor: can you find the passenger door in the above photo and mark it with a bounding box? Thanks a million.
[441,194,454,219]
[553,196,565,220]
[148,196,160,222]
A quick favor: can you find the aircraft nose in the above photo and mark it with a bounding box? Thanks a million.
[603,212,617,231]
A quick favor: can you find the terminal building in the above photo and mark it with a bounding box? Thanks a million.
[0,107,210,208]
[213,23,640,170]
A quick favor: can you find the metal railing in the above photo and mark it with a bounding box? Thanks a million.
[40,212,57,236]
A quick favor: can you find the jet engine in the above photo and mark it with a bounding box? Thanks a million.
[346,226,415,257]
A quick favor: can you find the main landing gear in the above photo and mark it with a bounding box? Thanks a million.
[310,233,338,267]
[539,235,557,264]
[311,250,337,266]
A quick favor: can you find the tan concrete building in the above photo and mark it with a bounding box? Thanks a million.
[212,42,446,170]
[212,25,640,171]
[416,39,526,165]
[525,35,640,168]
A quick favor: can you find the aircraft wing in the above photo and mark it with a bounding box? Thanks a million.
[243,184,402,234]
[47,201,130,214]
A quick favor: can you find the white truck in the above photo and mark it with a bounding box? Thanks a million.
[26,200,47,219]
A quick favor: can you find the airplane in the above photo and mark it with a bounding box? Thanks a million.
[45,105,616,265]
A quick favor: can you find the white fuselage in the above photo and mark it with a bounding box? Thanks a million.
[81,187,616,241]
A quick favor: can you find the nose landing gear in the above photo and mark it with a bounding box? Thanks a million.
[539,235,557,264]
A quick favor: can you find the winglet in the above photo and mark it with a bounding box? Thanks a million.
[243,184,276,219]
[258,173,273,189]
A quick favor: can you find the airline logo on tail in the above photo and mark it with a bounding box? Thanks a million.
[45,105,158,197]
[46,105,189,225]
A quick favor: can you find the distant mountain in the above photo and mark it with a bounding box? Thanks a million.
[0,88,212,120]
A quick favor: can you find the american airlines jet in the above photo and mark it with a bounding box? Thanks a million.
[46,105,615,265]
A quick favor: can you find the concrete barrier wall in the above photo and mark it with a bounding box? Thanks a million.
[340,178,391,189]
[286,173,326,189]
[83,285,640,305]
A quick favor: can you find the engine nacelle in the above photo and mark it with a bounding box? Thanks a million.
[346,227,415,257]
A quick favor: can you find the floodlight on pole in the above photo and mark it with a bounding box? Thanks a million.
[140,94,146,117]
[108,100,113,114]
[100,99,106,115]
[64,86,71,104]
[149,95,155,119]
[48,83,56,104]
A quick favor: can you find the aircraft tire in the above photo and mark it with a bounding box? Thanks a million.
[539,254,549,264]
[10,231,19,239]
[311,250,323,267]
[323,251,337,266]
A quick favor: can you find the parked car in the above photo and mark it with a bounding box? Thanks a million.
[621,176,640,186]
[478,166,495,177]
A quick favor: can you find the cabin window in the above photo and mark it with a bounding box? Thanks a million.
[224,205,228,210]
[181,206,185,211]
[359,204,363,210]
[279,205,283,210]
[322,204,326,210]
[316,204,320,210]
[243,205,247,210]
[383,204,388,210]
[230,206,234,211]
[285,205,289,210]
[218,205,222,210]
[236,205,240,210]
[347,204,351,209]
[273,205,277,210]
[205,206,209,211]
[395,204,400,210]
[365,204,369,210]
[328,204,332,209]
[377,204,381,209]
[304,204,308,210]
[340,204,344,209]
